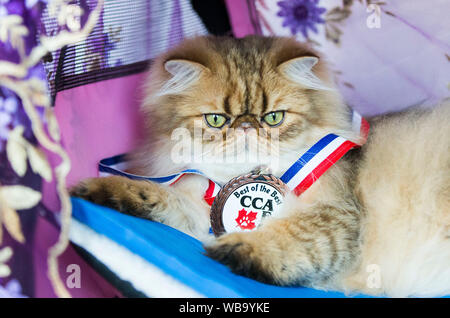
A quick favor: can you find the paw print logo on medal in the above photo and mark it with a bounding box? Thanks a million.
[235,208,258,230]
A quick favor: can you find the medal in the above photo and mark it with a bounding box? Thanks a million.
[210,173,288,236]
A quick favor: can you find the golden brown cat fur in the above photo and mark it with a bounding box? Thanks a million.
[71,36,450,297]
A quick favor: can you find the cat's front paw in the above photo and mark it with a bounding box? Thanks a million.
[205,231,287,285]
[70,176,168,219]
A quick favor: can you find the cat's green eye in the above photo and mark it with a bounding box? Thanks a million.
[205,114,228,128]
[263,111,284,127]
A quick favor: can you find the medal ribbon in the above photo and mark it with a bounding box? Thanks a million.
[99,156,221,204]
[280,113,369,196]
[98,111,369,205]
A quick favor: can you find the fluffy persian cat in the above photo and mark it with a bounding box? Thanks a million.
[71,36,450,297]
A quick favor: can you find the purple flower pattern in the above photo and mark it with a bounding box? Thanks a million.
[276,0,326,38]
[0,279,28,298]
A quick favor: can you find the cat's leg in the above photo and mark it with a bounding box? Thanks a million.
[205,202,361,287]
[70,175,211,241]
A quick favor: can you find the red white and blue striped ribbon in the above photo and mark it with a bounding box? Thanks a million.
[98,111,368,205]
[280,112,369,196]
[98,156,221,205]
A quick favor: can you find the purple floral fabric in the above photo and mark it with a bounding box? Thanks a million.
[1,0,210,298]
[0,0,47,298]
[0,0,109,298]
[239,0,450,115]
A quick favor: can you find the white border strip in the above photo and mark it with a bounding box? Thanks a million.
[352,111,362,134]
[69,219,204,298]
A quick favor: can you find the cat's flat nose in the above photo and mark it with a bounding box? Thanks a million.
[240,122,253,131]
[230,115,261,130]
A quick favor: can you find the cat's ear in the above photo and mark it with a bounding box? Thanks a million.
[164,59,207,76]
[278,56,332,91]
[158,59,207,96]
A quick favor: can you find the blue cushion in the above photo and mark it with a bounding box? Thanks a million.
[71,197,371,298]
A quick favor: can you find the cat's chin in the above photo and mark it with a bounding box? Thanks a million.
[188,159,288,184]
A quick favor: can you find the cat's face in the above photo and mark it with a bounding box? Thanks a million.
[140,36,352,182]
